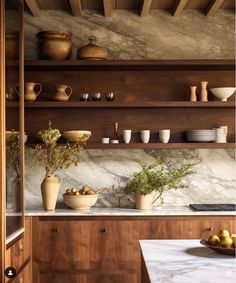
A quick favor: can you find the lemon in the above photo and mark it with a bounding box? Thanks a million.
[208,234,220,246]
[220,237,233,248]
[218,229,230,239]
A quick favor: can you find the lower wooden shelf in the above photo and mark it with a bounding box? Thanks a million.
[86,143,235,149]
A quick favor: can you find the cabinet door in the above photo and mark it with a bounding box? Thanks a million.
[40,272,139,283]
[189,217,236,239]
[139,218,190,239]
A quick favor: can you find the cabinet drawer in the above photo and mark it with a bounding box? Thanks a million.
[189,217,236,239]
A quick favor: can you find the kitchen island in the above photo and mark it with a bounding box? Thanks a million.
[140,240,236,283]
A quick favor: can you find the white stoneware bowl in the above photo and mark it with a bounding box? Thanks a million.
[63,130,91,143]
[210,87,236,101]
[63,194,98,210]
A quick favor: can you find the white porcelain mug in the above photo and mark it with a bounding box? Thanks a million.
[140,130,150,144]
[159,129,170,143]
[123,130,132,144]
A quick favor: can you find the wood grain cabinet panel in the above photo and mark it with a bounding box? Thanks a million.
[189,217,236,239]
[40,272,139,283]
[33,219,140,272]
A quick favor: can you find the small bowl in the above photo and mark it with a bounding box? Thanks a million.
[63,130,91,143]
[63,194,98,210]
[210,87,236,101]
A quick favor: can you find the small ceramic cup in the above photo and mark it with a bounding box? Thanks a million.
[80,93,89,101]
[140,130,150,144]
[123,130,132,144]
[110,139,119,144]
[92,92,102,101]
[159,129,170,143]
[102,137,110,144]
[106,92,114,101]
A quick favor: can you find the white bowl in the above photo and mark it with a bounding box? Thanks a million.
[63,130,91,143]
[63,194,98,210]
[210,87,236,101]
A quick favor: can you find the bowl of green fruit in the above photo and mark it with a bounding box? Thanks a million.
[63,186,106,210]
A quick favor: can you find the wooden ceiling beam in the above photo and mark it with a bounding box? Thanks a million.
[69,0,82,16]
[25,0,41,17]
[172,0,188,17]
[140,0,153,17]
[206,0,225,16]
[103,0,114,17]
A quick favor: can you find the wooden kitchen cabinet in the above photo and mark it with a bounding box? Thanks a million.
[32,217,140,283]
[32,216,235,283]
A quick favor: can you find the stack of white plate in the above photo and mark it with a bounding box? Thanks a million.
[186,130,216,142]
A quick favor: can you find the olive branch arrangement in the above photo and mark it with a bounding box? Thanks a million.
[124,158,196,204]
[32,121,84,177]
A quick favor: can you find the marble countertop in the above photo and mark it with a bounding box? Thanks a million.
[25,205,236,216]
[140,240,236,283]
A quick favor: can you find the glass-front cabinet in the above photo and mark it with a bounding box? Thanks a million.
[5,0,24,244]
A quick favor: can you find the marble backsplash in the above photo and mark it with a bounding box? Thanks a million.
[20,9,235,59]
[25,149,236,209]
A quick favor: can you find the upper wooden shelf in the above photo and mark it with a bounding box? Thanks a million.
[18,59,235,71]
[6,101,235,109]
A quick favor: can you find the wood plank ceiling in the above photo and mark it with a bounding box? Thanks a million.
[6,0,235,17]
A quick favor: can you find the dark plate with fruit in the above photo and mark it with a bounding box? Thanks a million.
[200,240,235,256]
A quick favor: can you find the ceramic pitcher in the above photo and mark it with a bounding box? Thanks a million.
[53,85,72,102]
[16,82,42,102]
[41,174,61,211]
[127,191,160,210]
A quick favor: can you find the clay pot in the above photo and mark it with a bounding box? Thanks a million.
[77,36,108,60]
[41,174,61,211]
[37,31,72,60]
[5,32,19,60]
[53,85,72,102]
[16,82,42,102]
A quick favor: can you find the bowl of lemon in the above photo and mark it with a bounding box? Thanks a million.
[63,186,106,210]
[200,229,235,256]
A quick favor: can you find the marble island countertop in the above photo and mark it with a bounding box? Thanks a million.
[140,240,236,283]
[24,205,236,216]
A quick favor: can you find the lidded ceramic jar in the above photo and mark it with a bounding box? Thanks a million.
[5,32,19,60]
[36,31,72,60]
[77,36,108,60]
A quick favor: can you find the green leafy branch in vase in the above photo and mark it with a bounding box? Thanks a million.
[124,158,196,204]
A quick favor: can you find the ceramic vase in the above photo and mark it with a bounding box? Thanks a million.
[190,86,197,101]
[200,81,208,102]
[41,174,61,211]
[123,130,132,144]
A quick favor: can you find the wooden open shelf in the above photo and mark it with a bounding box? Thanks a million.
[6,101,235,109]
[7,59,234,150]
[86,143,235,149]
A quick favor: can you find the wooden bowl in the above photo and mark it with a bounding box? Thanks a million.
[63,194,98,210]
[62,130,91,143]
[200,239,235,256]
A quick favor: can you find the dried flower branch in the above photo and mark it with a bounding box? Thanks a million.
[6,131,20,177]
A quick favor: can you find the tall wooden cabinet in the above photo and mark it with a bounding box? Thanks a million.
[0,1,25,282]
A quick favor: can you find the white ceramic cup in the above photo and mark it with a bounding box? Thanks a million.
[159,129,170,143]
[102,137,110,144]
[123,130,132,144]
[110,139,119,144]
[140,130,150,144]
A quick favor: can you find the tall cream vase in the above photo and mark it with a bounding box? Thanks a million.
[41,174,61,210]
